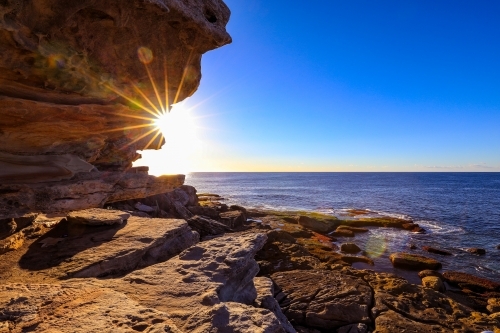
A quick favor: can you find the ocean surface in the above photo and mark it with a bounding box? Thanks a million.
[185,172,500,284]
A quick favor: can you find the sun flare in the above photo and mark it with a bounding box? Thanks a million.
[134,102,201,175]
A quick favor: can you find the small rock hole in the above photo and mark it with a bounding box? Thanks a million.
[204,9,217,23]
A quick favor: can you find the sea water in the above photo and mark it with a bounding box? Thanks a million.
[186,172,500,283]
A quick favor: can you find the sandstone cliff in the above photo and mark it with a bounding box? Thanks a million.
[0,0,231,219]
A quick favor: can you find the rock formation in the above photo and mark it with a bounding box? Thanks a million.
[0,0,232,219]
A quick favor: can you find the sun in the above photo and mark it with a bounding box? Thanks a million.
[133,102,201,175]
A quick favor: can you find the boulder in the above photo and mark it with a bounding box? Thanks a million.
[422,246,453,256]
[341,242,362,253]
[186,215,232,238]
[271,270,372,330]
[219,210,246,229]
[297,215,337,233]
[442,271,500,292]
[467,247,486,255]
[389,252,442,270]
[179,185,199,206]
[67,208,130,226]
[421,276,445,292]
[17,216,198,279]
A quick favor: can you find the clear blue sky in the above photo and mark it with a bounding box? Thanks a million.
[142,0,500,173]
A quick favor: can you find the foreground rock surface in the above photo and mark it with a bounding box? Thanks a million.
[0,283,183,333]
[11,215,198,280]
[107,232,287,332]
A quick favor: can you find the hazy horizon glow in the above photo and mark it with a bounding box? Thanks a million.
[134,0,500,173]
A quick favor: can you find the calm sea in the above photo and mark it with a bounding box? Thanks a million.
[185,172,500,283]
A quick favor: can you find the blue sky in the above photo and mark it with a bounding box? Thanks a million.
[140,0,500,173]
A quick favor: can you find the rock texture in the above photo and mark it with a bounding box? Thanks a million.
[108,232,287,332]
[271,270,372,330]
[15,215,198,279]
[0,283,183,333]
[0,172,185,219]
[0,0,232,218]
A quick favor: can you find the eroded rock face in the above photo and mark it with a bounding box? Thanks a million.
[0,171,185,219]
[0,0,232,218]
[0,0,231,105]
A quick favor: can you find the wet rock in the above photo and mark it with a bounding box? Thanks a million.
[67,208,130,226]
[422,276,445,292]
[418,270,443,279]
[271,270,372,330]
[0,283,182,333]
[19,216,198,279]
[297,215,337,233]
[409,243,417,250]
[442,271,500,292]
[496,244,500,250]
[219,210,246,229]
[467,247,486,255]
[389,252,442,270]
[254,276,296,333]
[336,225,369,233]
[341,242,362,253]
[422,246,453,256]
[187,215,232,238]
[109,233,281,332]
[331,228,355,237]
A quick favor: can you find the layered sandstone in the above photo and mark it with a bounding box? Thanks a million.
[0,0,232,218]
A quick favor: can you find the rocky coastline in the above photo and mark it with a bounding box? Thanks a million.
[1,186,499,332]
[0,0,499,332]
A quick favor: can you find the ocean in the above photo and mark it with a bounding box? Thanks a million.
[185,172,500,283]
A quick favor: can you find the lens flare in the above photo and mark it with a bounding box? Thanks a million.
[365,235,388,258]
[137,47,153,64]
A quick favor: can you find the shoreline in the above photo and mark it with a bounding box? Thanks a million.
[1,185,499,332]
